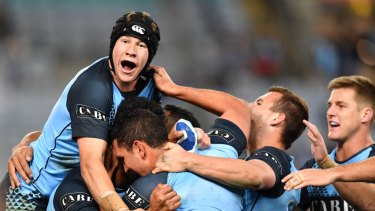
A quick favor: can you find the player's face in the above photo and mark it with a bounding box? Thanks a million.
[252,92,282,124]
[113,140,152,176]
[249,92,282,141]
[111,35,149,91]
[327,88,362,143]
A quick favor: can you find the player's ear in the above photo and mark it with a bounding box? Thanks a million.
[133,140,147,159]
[270,113,285,126]
[361,107,373,124]
[271,113,285,126]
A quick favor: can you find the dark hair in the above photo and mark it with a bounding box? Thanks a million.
[269,86,309,149]
[118,97,164,119]
[163,104,200,132]
[111,98,167,150]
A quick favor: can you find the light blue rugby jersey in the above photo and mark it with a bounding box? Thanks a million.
[17,57,160,196]
[301,144,375,211]
[242,147,301,211]
[123,118,247,210]
[168,144,243,211]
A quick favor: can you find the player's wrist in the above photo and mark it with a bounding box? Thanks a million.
[11,145,31,157]
[332,165,345,182]
[184,152,198,171]
[99,190,129,211]
[318,155,337,169]
[168,84,184,98]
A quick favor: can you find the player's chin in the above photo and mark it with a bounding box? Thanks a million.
[118,74,138,83]
[327,134,342,142]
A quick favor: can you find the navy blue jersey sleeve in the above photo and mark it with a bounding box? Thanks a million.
[67,59,114,142]
[207,118,247,155]
[122,172,168,210]
[53,167,99,211]
[246,146,292,198]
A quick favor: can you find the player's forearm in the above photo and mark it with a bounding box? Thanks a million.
[185,153,260,189]
[12,130,41,155]
[81,160,129,210]
[327,158,375,210]
[335,157,375,182]
[15,131,41,147]
[333,181,375,210]
[318,156,338,169]
[170,85,247,117]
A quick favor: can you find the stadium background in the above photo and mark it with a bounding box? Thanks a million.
[1,0,375,174]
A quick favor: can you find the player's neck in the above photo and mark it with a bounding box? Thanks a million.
[253,129,284,151]
[335,131,373,161]
[252,138,285,152]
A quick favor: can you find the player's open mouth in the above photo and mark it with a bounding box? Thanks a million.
[329,121,339,127]
[121,60,136,71]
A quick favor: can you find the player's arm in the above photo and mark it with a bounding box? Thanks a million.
[332,157,375,182]
[152,65,250,140]
[12,131,41,149]
[78,137,129,210]
[152,65,265,189]
[285,159,375,210]
[8,130,41,188]
[324,160,375,210]
[154,142,276,189]
[283,157,375,190]
[303,120,375,210]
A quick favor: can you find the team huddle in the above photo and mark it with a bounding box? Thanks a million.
[4,11,375,211]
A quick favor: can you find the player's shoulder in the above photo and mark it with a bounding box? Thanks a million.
[208,118,245,141]
[77,57,111,82]
[71,58,112,91]
[251,146,290,160]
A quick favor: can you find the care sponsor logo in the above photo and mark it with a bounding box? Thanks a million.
[311,197,354,211]
[60,192,93,210]
[207,128,234,143]
[131,25,145,34]
[124,186,149,209]
[76,104,108,124]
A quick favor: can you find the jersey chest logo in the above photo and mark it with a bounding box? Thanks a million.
[60,192,93,210]
[76,104,109,124]
[124,186,150,209]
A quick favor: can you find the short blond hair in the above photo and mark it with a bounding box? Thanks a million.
[328,75,375,124]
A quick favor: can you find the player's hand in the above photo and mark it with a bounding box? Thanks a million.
[167,126,210,150]
[8,145,33,189]
[195,128,211,149]
[152,142,189,174]
[282,168,338,190]
[150,65,179,97]
[167,126,185,144]
[148,184,181,211]
[303,120,329,167]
